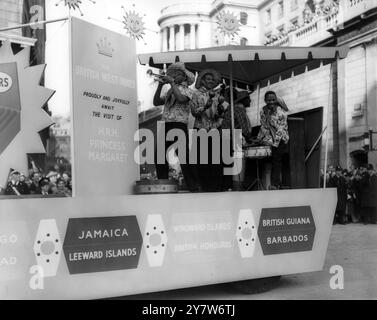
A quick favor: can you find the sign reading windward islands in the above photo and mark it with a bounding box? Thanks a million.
[70,17,139,196]
[63,216,142,274]
[257,206,316,255]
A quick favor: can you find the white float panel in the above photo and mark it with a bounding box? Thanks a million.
[0,189,336,299]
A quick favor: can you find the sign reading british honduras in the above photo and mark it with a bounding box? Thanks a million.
[170,211,236,264]
[63,216,142,274]
[257,206,316,255]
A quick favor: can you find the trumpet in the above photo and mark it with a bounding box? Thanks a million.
[150,72,167,83]
[151,72,165,79]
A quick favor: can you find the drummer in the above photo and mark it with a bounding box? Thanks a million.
[220,90,253,191]
[220,90,253,142]
[257,91,289,190]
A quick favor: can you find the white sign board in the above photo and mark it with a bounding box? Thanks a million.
[70,17,139,196]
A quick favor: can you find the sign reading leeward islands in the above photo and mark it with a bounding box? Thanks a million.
[257,206,316,255]
[63,216,142,274]
[70,17,139,196]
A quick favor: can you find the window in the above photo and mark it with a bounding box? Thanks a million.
[240,37,248,46]
[265,8,271,24]
[291,0,298,11]
[289,17,299,32]
[277,24,285,33]
[240,12,248,25]
[278,1,284,18]
[290,17,299,27]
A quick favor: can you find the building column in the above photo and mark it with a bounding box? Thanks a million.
[179,24,185,50]
[162,27,168,52]
[169,25,175,51]
[190,23,196,49]
[197,22,212,48]
[365,38,377,165]
[337,56,349,168]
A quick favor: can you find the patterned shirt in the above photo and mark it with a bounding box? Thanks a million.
[161,83,194,124]
[221,104,253,140]
[257,105,289,147]
[190,87,223,130]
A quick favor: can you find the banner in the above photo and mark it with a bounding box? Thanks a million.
[70,18,139,196]
[22,0,46,66]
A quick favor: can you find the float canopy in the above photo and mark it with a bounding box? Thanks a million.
[138,45,349,87]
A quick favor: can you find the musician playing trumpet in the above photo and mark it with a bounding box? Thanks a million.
[152,62,199,192]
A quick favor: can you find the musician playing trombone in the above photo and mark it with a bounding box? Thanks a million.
[190,69,227,192]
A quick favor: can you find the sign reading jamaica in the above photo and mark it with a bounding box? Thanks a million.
[258,206,316,255]
[63,216,143,274]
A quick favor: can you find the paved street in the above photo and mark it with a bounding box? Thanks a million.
[123,224,377,300]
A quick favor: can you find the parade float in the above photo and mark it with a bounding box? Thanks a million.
[0,14,348,299]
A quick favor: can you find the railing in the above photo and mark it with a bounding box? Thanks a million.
[324,11,339,28]
[345,0,377,20]
[295,20,319,41]
[266,0,377,47]
[267,8,339,46]
[273,35,290,47]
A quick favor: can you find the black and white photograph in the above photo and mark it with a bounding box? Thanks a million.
[0,0,376,304]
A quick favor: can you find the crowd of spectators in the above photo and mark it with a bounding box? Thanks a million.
[1,165,72,198]
[322,164,377,225]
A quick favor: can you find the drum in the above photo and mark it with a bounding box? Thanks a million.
[134,179,179,194]
[243,146,272,159]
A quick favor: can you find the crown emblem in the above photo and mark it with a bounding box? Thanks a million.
[97,37,114,58]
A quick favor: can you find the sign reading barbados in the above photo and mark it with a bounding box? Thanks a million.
[258,206,316,255]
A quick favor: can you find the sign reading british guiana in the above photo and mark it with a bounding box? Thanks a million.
[257,206,316,255]
[63,216,142,274]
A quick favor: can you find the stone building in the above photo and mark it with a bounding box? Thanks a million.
[146,0,377,169]
[0,0,35,47]
[255,0,377,168]
[158,0,261,50]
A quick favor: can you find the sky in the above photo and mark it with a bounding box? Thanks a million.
[44,0,179,117]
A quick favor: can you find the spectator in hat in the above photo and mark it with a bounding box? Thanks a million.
[369,165,377,223]
[359,164,377,224]
[39,178,51,196]
[153,62,199,192]
[329,166,348,224]
[29,172,42,195]
[46,171,59,194]
[54,178,72,197]
[61,172,71,190]
[4,170,30,196]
